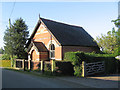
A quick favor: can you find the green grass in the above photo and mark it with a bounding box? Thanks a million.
[0,60,11,67]
[4,68,56,78]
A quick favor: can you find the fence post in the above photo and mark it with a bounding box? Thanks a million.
[14,59,16,68]
[82,61,86,77]
[41,60,44,73]
[28,60,30,70]
[51,60,54,72]
[24,60,25,71]
[22,59,24,69]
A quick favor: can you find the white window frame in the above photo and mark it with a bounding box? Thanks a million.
[50,44,55,59]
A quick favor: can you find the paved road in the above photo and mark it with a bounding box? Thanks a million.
[2,69,119,88]
[2,69,90,88]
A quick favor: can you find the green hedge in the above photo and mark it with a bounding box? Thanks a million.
[54,61,74,76]
[64,51,119,76]
[1,54,10,60]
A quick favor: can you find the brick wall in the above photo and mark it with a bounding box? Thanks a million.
[40,52,49,60]
[32,22,62,60]
[31,50,39,61]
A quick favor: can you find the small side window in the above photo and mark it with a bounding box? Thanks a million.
[50,44,55,59]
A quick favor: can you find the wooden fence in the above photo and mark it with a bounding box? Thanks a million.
[82,61,105,77]
[15,59,29,70]
[15,59,52,71]
[15,59,105,77]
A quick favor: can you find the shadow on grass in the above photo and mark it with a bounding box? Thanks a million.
[3,68,73,78]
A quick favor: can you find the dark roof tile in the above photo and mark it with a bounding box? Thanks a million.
[41,18,98,46]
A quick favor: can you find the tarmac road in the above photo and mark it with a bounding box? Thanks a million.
[2,69,90,88]
[2,68,119,88]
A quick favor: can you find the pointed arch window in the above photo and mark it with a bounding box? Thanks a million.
[50,44,55,59]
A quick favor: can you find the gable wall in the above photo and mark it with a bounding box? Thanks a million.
[32,23,62,60]
[31,49,39,61]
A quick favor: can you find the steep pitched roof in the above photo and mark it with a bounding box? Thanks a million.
[26,17,98,47]
[41,18,98,46]
[27,41,48,52]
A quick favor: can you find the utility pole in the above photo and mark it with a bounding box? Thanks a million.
[9,18,11,29]
[9,18,13,67]
[39,13,40,19]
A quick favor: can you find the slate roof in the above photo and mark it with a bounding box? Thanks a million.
[41,18,98,46]
[27,41,48,52]
[26,17,98,47]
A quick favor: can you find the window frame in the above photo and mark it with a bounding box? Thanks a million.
[49,44,55,59]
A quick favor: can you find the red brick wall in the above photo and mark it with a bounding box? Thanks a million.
[31,50,39,61]
[62,46,100,59]
[40,52,49,60]
[32,23,62,60]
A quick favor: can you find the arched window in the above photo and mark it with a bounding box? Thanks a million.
[50,44,55,59]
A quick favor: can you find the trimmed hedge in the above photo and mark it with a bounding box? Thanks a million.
[64,51,119,76]
[54,61,74,76]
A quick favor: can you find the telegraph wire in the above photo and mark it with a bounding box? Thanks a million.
[9,0,16,18]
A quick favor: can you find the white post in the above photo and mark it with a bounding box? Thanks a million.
[41,60,44,72]
[22,59,24,69]
[28,60,31,70]
[51,60,54,72]
[82,61,86,77]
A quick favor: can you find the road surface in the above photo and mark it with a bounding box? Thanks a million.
[2,69,90,88]
[2,68,119,88]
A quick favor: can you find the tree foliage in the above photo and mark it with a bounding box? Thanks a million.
[4,18,29,59]
[96,16,120,56]
[0,47,4,54]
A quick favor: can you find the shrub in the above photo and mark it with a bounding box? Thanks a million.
[1,54,10,60]
[64,51,119,76]
[54,61,74,76]
[44,63,51,71]
[73,66,82,77]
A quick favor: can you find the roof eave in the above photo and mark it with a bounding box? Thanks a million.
[40,18,61,46]
[25,20,41,48]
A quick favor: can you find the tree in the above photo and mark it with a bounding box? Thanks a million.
[4,18,29,59]
[96,17,120,56]
[112,16,120,55]
[0,47,4,54]
[96,28,117,54]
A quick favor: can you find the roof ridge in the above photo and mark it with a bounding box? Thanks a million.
[40,17,82,28]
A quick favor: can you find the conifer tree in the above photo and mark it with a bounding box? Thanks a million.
[4,18,29,59]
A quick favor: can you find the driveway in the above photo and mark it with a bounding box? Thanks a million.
[2,68,119,88]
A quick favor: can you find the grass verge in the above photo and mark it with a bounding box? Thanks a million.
[0,60,11,67]
[4,68,55,78]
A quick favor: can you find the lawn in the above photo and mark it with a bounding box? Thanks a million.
[0,60,11,67]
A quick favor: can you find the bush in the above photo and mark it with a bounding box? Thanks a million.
[64,51,119,76]
[44,63,51,71]
[74,66,82,77]
[1,54,10,60]
[54,61,74,76]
